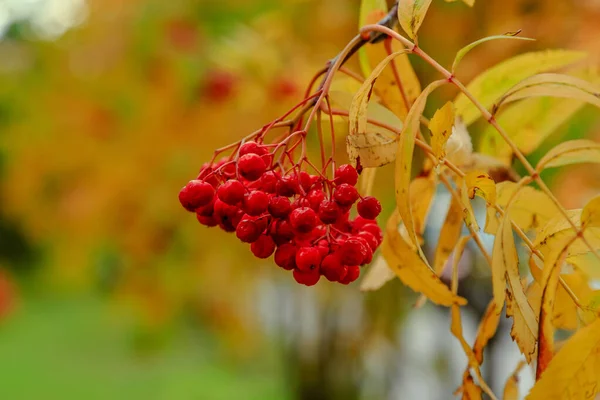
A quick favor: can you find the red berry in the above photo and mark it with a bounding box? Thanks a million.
[335,164,359,186]
[357,231,379,252]
[239,141,268,156]
[321,254,347,282]
[195,200,215,217]
[293,268,320,286]
[242,191,269,216]
[251,235,276,259]
[268,196,292,218]
[356,237,373,265]
[217,180,246,205]
[362,223,383,246]
[238,153,267,181]
[218,159,237,179]
[299,171,315,192]
[306,189,325,211]
[339,237,368,266]
[339,265,360,285]
[276,175,299,197]
[357,196,382,220]
[235,218,263,243]
[274,243,297,270]
[291,197,311,210]
[179,180,215,211]
[318,200,341,224]
[333,184,359,206]
[269,219,295,245]
[196,214,218,227]
[333,211,352,233]
[259,171,279,193]
[289,207,318,233]
[295,247,322,272]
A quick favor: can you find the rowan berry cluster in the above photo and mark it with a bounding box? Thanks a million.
[178,140,383,286]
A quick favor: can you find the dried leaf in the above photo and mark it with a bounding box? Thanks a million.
[398,0,433,40]
[473,300,501,365]
[494,73,600,112]
[382,211,466,306]
[465,171,496,204]
[485,182,559,235]
[582,195,600,229]
[461,372,483,400]
[503,360,526,400]
[460,177,480,232]
[526,318,600,400]
[395,79,446,259]
[359,254,396,291]
[536,239,572,379]
[430,101,456,163]
[347,131,398,167]
[536,139,600,172]
[452,33,535,73]
[434,196,464,274]
[454,50,586,126]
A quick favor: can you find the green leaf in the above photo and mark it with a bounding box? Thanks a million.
[454,50,586,126]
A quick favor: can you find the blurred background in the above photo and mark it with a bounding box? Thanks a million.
[0,0,599,399]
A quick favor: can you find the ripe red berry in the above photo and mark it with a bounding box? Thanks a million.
[276,175,299,197]
[306,189,325,211]
[289,207,318,233]
[196,214,218,227]
[291,197,311,210]
[235,218,263,243]
[333,211,352,233]
[321,254,347,282]
[361,223,383,246]
[357,196,382,220]
[333,183,359,207]
[293,268,321,286]
[251,235,276,259]
[316,239,330,258]
[239,141,268,156]
[295,246,322,272]
[318,200,341,224]
[357,231,379,252]
[179,180,215,211]
[274,243,297,270]
[242,190,269,216]
[195,200,215,217]
[269,219,295,245]
[339,265,360,285]
[334,164,359,186]
[259,171,279,193]
[268,196,292,218]
[356,237,373,265]
[299,171,316,192]
[238,153,267,181]
[339,237,369,266]
[217,179,246,205]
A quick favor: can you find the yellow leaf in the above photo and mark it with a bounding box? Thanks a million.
[465,171,496,204]
[460,371,483,400]
[445,0,475,7]
[536,238,572,379]
[503,361,526,400]
[346,131,398,167]
[430,101,456,163]
[395,79,447,259]
[491,215,511,314]
[434,196,464,274]
[398,0,433,40]
[452,33,535,73]
[410,176,436,243]
[526,318,600,400]
[473,300,501,365]
[493,73,600,113]
[536,139,600,172]
[360,167,378,196]
[358,0,388,77]
[485,182,559,235]
[579,290,600,325]
[582,195,600,229]
[382,212,466,306]
[454,50,586,126]
[359,254,396,291]
[460,177,480,232]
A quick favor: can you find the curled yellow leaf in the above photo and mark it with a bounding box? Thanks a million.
[465,171,496,204]
[429,101,456,163]
[536,139,600,172]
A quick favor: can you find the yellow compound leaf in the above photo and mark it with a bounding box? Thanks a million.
[395,79,446,260]
[485,182,559,235]
[503,361,526,400]
[582,195,600,229]
[398,0,433,40]
[410,176,436,243]
[465,171,496,204]
[526,317,600,400]
[536,238,572,379]
[382,212,466,306]
[429,101,456,163]
[434,196,464,274]
[454,50,586,126]
[536,139,600,172]
[493,73,600,112]
[473,299,501,365]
